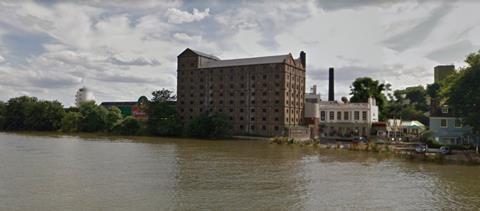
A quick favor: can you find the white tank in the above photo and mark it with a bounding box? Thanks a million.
[75,87,95,107]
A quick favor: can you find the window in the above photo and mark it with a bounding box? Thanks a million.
[320,111,326,121]
[274,126,279,131]
[251,109,255,113]
[240,125,244,129]
[354,111,360,120]
[240,109,244,113]
[344,112,349,120]
[362,111,367,121]
[229,109,233,112]
[442,105,449,114]
[262,125,266,130]
[329,111,335,120]
[251,117,255,121]
[337,112,342,121]
[262,117,266,121]
[240,117,244,120]
[251,125,255,130]
[262,109,267,113]
[455,119,462,128]
[441,119,447,128]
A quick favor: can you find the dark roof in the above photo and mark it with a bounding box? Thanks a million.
[202,54,290,68]
[100,102,137,107]
[190,49,220,60]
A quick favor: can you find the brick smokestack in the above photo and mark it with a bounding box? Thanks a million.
[328,67,334,101]
[300,51,306,68]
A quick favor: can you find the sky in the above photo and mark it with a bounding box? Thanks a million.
[1,0,480,106]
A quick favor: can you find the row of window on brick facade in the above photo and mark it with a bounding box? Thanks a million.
[179,70,304,83]
[179,100,303,107]
[179,107,302,115]
[179,82,303,90]
[320,111,368,121]
[179,91,304,98]
[179,115,299,123]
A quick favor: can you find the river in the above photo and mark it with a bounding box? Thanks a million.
[0,132,479,210]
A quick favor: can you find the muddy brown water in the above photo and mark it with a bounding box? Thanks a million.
[0,132,479,210]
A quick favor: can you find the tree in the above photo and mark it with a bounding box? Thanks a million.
[151,89,176,103]
[187,113,231,138]
[61,112,82,132]
[105,106,123,131]
[78,101,109,132]
[446,50,480,133]
[350,77,389,120]
[147,89,182,136]
[0,101,6,130]
[4,96,38,130]
[113,116,140,135]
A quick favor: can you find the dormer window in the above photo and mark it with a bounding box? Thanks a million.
[442,105,449,114]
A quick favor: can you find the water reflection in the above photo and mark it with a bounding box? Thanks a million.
[0,132,479,210]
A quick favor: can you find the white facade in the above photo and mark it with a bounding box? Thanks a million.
[318,97,379,124]
[305,96,379,138]
[75,87,95,107]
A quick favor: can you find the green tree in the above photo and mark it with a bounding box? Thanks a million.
[147,89,182,136]
[350,77,389,120]
[0,101,6,130]
[105,106,123,131]
[61,112,82,132]
[446,50,480,133]
[78,101,109,132]
[113,116,140,135]
[187,113,231,138]
[151,89,176,103]
[4,96,38,130]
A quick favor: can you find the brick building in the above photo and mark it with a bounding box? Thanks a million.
[176,48,306,137]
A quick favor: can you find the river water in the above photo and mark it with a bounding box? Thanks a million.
[0,132,479,210]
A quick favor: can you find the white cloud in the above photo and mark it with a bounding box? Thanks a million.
[0,0,480,105]
[165,8,210,24]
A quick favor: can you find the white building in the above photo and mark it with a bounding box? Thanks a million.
[317,97,379,138]
[75,87,95,107]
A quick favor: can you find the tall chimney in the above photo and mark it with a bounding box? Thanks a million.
[300,51,306,68]
[328,67,334,101]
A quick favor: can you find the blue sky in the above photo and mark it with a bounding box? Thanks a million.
[0,0,479,106]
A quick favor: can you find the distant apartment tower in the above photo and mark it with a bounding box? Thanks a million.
[176,48,306,137]
[434,65,455,83]
[75,87,94,107]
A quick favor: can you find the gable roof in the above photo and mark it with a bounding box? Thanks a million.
[202,54,289,68]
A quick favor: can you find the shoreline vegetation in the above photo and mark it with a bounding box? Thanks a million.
[270,137,480,165]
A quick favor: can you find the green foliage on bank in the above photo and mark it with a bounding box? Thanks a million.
[0,89,231,139]
[187,113,231,139]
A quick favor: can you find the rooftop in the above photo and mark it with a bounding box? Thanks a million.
[203,54,290,68]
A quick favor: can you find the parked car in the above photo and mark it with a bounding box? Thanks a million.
[353,136,367,143]
[439,146,451,155]
[415,144,427,153]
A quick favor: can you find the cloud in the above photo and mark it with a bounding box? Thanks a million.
[165,8,210,24]
[0,55,4,63]
[383,3,454,52]
[107,55,161,66]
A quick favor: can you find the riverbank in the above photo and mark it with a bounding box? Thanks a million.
[270,137,480,165]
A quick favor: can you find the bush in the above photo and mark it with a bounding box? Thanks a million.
[113,117,140,135]
[187,113,231,138]
[60,112,82,132]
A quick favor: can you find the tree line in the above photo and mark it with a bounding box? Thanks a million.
[0,89,231,138]
[348,50,480,133]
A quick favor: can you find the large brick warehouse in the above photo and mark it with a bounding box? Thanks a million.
[176,48,306,137]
